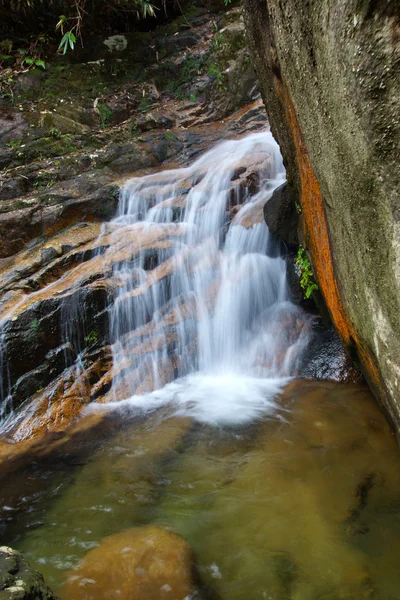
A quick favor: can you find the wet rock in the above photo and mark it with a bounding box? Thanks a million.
[0,180,119,258]
[0,177,29,201]
[286,255,303,305]
[1,284,110,413]
[264,182,299,247]
[0,546,58,599]
[38,112,90,136]
[62,526,202,600]
[136,111,176,133]
[300,326,362,383]
[151,137,184,163]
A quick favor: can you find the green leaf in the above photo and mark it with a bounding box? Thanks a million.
[35,59,46,70]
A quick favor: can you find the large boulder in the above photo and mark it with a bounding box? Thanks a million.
[62,526,203,600]
[243,0,400,430]
[0,546,58,600]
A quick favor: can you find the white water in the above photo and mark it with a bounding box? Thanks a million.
[91,131,313,425]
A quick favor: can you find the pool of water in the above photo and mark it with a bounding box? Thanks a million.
[1,379,400,599]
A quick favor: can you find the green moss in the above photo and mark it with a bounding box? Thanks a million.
[85,330,99,345]
[6,139,22,148]
[164,131,177,141]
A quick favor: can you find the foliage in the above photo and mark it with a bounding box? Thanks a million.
[164,130,177,141]
[31,319,41,335]
[295,201,302,214]
[97,101,113,128]
[58,31,76,55]
[6,139,22,148]
[208,62,225,88]
[295,246,318,299]
[211,30,231,53]
[85,330,99,345]
[49,127,62,139]
[22,56,46,69]
[0,0,158,55]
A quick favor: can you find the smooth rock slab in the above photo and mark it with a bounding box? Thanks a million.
[0,546,58,600]
[62,526,201,600]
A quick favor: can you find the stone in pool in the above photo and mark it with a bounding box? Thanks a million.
[62,526,202,599]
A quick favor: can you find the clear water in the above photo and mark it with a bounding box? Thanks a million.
[1,380,400,599]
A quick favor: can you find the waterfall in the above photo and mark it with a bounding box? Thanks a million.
[0,130,313,432]
[94,130,313,425]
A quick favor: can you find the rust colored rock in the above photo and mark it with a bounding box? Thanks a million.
[243,0,400,430]
[62,526,199,600]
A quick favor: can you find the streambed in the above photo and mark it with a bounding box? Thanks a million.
[1,379,400,599]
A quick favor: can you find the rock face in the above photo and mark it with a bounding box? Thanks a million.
[243,0,400,429]
[0,3,268,443]
[0,546,58,600]
[61,526,201,600]
[264,182,298,248]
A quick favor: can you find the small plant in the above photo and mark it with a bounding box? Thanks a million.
[295,246,318,299]
[58,30,77,55]
[97,101,113,128]
[211,31,231,53]
[6,139,22,149]
[138,96,152,113]
[22,56,46,70]
[208,63,225,89]
[85,330,99,345]
[295,202,302,215]
[189,93,197,103]
[131,121,139,137]
[164,130,177,142]
[31,319,41,335]
[49,128,62,139]
[36,386,44,394]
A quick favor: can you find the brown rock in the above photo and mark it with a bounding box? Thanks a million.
[62,526,198,600]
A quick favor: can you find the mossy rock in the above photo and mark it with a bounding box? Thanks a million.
[0,546,58,599]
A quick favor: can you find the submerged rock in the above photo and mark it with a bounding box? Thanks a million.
[0,546,58,599]
[62,526,202,600]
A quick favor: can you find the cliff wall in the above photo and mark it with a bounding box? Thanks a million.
[243,0,400,427]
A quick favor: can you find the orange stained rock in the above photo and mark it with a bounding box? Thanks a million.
[271,77,384,393]
[61,526,196,600]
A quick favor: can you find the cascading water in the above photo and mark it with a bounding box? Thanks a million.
[95,130,313,425]
[0,129,313,433]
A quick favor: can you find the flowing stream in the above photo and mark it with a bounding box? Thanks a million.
[1,131,400,599]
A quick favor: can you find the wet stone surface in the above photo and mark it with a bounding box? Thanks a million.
[0,546,58,600]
